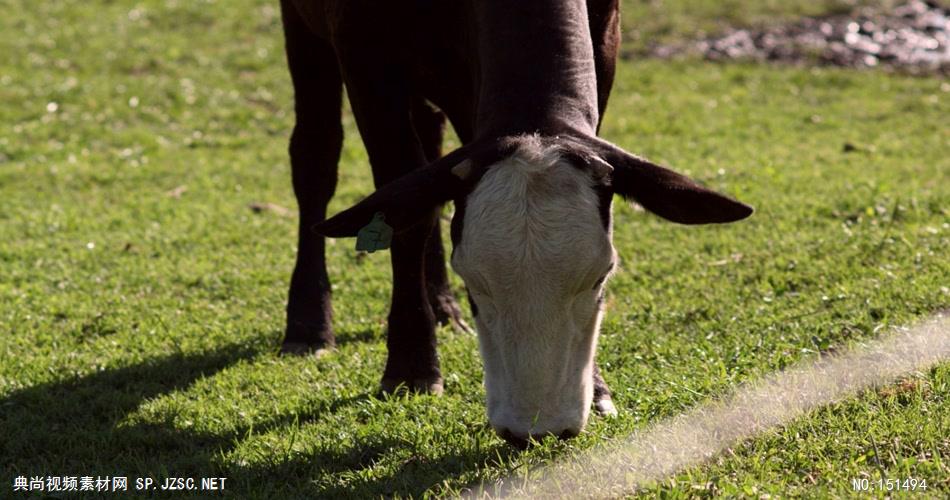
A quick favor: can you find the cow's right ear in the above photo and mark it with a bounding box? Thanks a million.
[313,143,502,238]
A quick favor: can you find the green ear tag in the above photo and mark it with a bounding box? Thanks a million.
[355,212,393,253]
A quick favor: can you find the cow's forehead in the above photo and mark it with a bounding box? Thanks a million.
[453,148,612,288]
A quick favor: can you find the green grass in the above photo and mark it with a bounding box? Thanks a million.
[2,0,948,498]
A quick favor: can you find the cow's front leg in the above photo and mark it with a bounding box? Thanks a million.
[424,222,470,333]
[380,210,444,394]
[410,98,471,333]
[342,63,442,393]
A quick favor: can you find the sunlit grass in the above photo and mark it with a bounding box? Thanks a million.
[1,0,948,497]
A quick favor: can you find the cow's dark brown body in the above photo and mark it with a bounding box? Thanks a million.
[279,0,620,394]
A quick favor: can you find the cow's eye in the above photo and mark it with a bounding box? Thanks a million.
[591,263,614,290]
[592,274,608,290]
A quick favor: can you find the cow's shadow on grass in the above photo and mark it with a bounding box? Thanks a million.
[0,340,516,497]
[0,343,260,480]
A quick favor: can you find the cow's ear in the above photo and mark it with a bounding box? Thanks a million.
[314,162,465,238]
[314,143,499,238]
[595,141,753,224]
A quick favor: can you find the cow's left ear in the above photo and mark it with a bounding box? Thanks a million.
[314,141,504,238]
[592,139,754,224]
[314,162,466,238]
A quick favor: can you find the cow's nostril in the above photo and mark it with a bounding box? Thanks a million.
[558,428,579,440]
[498,428,529,449]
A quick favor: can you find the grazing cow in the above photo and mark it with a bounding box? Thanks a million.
[279,0,752,446]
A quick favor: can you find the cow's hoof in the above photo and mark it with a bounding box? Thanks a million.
[429,291,473,334]
[380,377,444,396]
[594,397,618,417]
[282,320,334,356]
[279,340,333,357]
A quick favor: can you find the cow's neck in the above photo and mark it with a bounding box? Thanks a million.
[472,0,600,139]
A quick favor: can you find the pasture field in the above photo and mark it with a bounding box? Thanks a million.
[1,0,948,498]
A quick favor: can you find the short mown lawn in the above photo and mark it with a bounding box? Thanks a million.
[1,0,947,497]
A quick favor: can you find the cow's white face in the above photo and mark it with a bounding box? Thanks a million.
[451,142,616,443]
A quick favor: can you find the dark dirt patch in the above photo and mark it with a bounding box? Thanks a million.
[651,1,950,74]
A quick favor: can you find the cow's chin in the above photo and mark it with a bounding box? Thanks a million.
[475,317,598,444]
